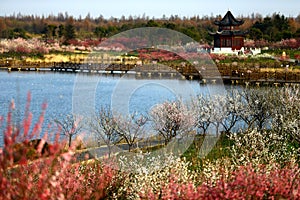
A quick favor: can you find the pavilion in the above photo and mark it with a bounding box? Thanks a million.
[209,11,248,55]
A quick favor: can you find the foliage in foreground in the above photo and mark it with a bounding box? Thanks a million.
[0,94,116,199]
[1,88,300,199]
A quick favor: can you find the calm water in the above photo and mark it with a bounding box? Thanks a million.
[0,71,228,146]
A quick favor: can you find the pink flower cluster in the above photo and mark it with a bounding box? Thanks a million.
[0,38,49,54]
[0,93,116,199]
[209,53,227,61]
[245,38,300,49]
[138,49,183,61]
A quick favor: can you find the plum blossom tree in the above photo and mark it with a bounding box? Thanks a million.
[150,100,194,145]
[114,113,147,152]
[54,114,83,147]
[272,86,300,144]
[90,107,119,157]
[191,95,213,135]
[192,91,243,136]
[239,88,275,131]
[208,95,227,136]
[220,90,244,134]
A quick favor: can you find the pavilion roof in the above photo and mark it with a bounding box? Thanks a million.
[214,11,244,26]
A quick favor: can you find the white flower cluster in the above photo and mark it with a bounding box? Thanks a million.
[200,158,235,185]
[0,38,50,54]
[113,153,195,199]
[272,86,300,144]
[228,86,300,166]
[230,128,296,166]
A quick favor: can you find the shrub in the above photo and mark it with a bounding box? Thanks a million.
[229,129,296,166]
[144,162,300,200]
[111,153,195,199]
[0,94,117,199]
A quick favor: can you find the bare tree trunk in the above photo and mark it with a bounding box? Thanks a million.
[68,135,72,147]
[216,122,220,137]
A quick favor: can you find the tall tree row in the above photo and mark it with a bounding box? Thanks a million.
[0,12,300,43]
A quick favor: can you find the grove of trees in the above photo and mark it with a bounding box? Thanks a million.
[1,12,300,45]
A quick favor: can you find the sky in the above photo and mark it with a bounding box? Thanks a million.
[1,0,300,19]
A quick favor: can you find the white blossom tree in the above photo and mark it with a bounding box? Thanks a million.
[239,88,275,131]
[191,95,213,135]
[272,86,300,144]
[114,113,147,152]
[220,90,244,135]
[90,107,119,157]
[209,95,227,136]
[150,100,194,145]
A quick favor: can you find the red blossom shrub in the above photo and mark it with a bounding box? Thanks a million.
[67,39,81,46]
[82,39,101,47]
[209,53,226,61]
[278,38,300,49]
[295,54,300,60]
[137,49,184,62]
[15,45,32,54]
[35,46,49,54]
[0,93,117,199]
[244,40,256,48]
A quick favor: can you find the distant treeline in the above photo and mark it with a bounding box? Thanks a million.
[0,12,300,44]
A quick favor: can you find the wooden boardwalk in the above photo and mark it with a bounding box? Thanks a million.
[1,61,300,85]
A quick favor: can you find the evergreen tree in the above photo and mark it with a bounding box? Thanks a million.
[64,23,75,41]
[58,24,65,38]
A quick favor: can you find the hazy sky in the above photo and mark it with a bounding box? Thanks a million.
[1,0,300,19]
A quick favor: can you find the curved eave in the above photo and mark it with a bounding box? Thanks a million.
[209,31,246,36]
[208,31,217,36]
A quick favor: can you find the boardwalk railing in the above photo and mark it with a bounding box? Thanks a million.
[1,60,300,84]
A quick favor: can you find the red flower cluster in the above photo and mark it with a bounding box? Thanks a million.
[0,93,116,199]
[138,49,183,62]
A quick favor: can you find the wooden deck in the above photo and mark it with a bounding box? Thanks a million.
[1,61,300,85]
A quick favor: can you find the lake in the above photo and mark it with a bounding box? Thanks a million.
[0,70,229,146]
